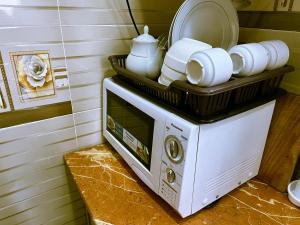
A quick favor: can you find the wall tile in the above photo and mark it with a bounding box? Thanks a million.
[237,0,275,11]
[0,7,60,26]
[292,1,300,11]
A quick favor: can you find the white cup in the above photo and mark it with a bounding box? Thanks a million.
[288,180,300,207]
[294,180,300,198]
[158,74,172,86]
[260,40,289,70]
[229,43,269,76]
[161,63,186,81]
[164,38,212,73]
[186,48,233,87]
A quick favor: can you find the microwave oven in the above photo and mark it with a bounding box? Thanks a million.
[103,77,275,218]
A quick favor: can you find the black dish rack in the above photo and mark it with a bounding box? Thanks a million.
[109,55,294,122]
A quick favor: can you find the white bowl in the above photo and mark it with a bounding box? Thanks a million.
[229,43,269,76]
[164,38,212,73]
[288,180,300,207]
[186,48,233,87]
[260,40,289,70]
[161,63,186,81]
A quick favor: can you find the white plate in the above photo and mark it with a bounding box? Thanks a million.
[170,0,239,50]
[168,2,186,49]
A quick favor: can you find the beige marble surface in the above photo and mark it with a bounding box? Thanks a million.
[64,144,300,225]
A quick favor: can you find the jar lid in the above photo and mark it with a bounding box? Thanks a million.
[134,26,157,43]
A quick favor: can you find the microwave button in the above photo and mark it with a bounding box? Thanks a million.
[166,168,176,184]
[165,136,184,163]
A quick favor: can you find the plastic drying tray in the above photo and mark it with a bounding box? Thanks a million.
[109,55,294,119]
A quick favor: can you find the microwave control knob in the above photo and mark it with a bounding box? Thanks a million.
[165,136,184,163]
[166,168,176,184]
[171,140,180,158]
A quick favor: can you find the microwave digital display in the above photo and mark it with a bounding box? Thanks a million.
[107,91,154,170]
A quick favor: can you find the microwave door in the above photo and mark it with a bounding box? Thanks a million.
[106,90,154,170]
[103,78,165,193]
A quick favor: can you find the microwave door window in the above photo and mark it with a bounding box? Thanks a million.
[107,91,154,170]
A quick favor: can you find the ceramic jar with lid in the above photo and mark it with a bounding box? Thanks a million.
[126,26,163,79]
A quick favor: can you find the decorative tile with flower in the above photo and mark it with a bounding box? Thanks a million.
[0,49,72,128]
[10,51,56,102]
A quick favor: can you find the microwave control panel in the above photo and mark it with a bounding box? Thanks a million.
[159,120,190,207]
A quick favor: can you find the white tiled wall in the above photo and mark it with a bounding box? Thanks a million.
[0,1,83,224]
[0,0,181,224]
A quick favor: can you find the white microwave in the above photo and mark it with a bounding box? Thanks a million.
[103,77,275,218]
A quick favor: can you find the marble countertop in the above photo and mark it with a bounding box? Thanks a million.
[64,144,300,225]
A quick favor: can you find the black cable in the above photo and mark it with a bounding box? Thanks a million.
[126,0,140,35]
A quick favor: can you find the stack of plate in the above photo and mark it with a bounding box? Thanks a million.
[168,0,239,50]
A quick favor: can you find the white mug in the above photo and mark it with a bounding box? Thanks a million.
[158,74,173,86]
[288,180,300,207]
[186,48,233,87]
[294,181,300,198]
[260,40,289,70]
[229,43,269,76]
[161,63,186,81]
